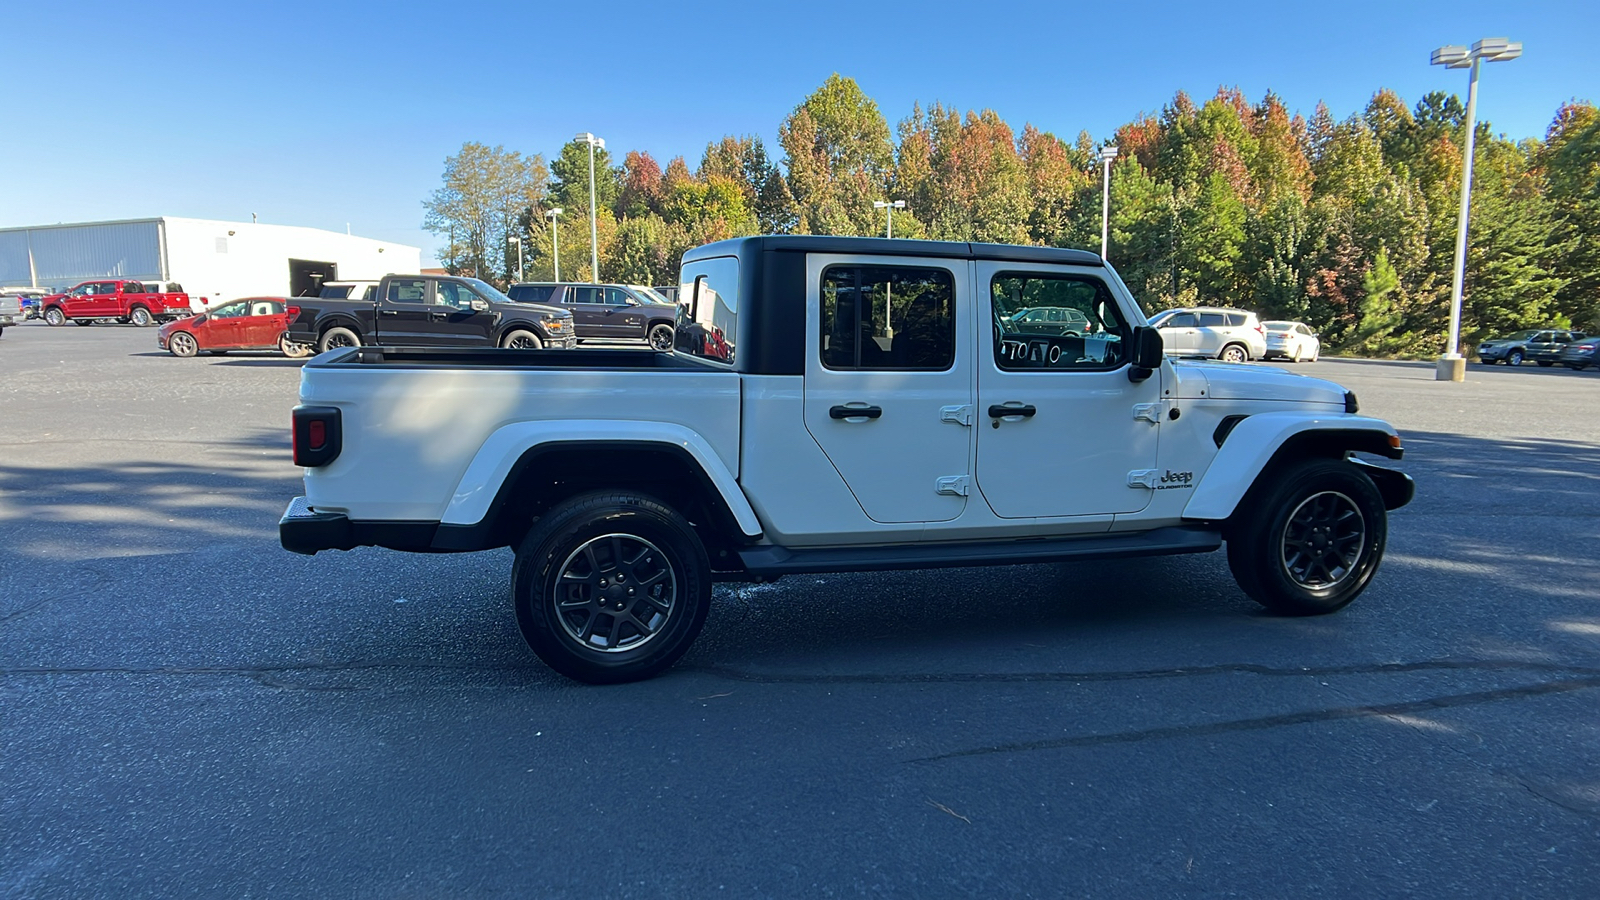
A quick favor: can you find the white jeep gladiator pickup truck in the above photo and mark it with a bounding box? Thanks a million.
[280,236,1413,683]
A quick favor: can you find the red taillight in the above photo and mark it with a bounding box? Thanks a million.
[292,406,341,467]
[286,306,300,319]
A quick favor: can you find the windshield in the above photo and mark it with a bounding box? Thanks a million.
[1497,330,1538,341]
[1148,310,1177,327]
[462,277,517,306]
[1263,321,1296,331]
[631,286,674,305]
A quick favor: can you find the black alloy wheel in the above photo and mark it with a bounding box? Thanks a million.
[318,327,361,353]
[1226,458,1387,616]
[501,329,544,350]
[512,491,711,684]
[648,323,675,351]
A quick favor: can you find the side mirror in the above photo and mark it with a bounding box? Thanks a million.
[1128,325,1163,382]
[624,296,640,306]
[470,298,489,312]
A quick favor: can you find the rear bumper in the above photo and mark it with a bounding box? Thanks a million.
[280,497,443,555]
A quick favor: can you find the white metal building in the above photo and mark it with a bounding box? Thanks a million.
[0,217,421,307]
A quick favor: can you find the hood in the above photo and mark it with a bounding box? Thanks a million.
[501,301,570,316]
[1170,360,1347,405]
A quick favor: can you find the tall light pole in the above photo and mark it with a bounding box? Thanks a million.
[544,208,563,282]
[574,132,605,283]
[872,199,905,238]
[1098,145,1119,260]
[1430,37,1522,382]
[507,234,524,283]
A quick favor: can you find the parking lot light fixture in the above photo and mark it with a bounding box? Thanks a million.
[1431,37,1521,382]
[871,199,905,238]
[545,209,563,282]
[508,235,524,283]
[1098,145,1119,260]
[575,133,605,283]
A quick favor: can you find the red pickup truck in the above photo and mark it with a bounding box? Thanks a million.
[41,280,194,327]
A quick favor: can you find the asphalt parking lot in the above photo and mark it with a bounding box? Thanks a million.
[3,320,1598,898]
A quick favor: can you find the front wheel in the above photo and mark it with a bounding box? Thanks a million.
[501,329,543,350]
[318,327,361,353]
[1220,343,1248,363]
[279,334,313,359]
[44,307,65,326]
[168,331,198,357]
[512,491,712,684]
[648,323,675,351]
[1226,459,1387,616]
[1508,349,1524,366]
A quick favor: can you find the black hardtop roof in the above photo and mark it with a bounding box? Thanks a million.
[684,235,1104,267]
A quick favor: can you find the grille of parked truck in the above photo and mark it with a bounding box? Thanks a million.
[280,236,1413,684]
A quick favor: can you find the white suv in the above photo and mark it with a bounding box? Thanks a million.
[1149,307,1267,362]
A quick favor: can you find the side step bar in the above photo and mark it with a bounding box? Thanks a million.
[736,526,1222,577]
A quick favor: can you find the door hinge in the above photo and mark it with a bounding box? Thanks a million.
[1127,469,1158,489]
[1133,403,1161,424]
[940,404,974,427]
[936,475,971,496]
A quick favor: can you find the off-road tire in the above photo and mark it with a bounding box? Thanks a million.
[501,329,543,350]
[129,307,154,327]
[1226,458,1387,617]
[512,491,712,684]
[318,327,361,353]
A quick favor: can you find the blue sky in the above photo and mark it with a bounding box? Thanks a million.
[4,0,1595,264]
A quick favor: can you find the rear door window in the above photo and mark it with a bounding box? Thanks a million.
[387,278,428,303]
[1198,312,1228,327]
[821,265,954,370]
[569,287,602,305]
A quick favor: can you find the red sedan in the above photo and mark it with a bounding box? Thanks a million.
[157,297,311,358]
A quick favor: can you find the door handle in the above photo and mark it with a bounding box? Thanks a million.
[379,309,399,316]
[829,405,882,420]
[430,310,450,319]
[988,404,1037,418]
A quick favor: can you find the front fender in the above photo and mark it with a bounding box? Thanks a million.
[1183,413,1401,521]
[440,419,762,538]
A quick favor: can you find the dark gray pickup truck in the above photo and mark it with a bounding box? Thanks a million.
[284,274,576,353]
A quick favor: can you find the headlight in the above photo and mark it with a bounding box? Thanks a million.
[541,316,568,332]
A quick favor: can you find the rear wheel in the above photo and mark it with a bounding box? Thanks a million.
[1226,459,1387,616]
[501,329,543,350]
[168,331,198,357]
[648,323,675,351]
[512,491,712,684]
[1220,343,1248,363]
[129,307,154,327]
[279,334,313,359]
[44,307,65,326]
[318,327,361,353]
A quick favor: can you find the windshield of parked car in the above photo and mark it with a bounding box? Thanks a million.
[1496,330,1538,341]
[631,286,674,305]
[461,278,516,306]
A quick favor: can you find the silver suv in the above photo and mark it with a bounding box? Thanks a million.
[1148,307,1267,362]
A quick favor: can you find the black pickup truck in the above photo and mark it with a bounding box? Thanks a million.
[284,274,577,353]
